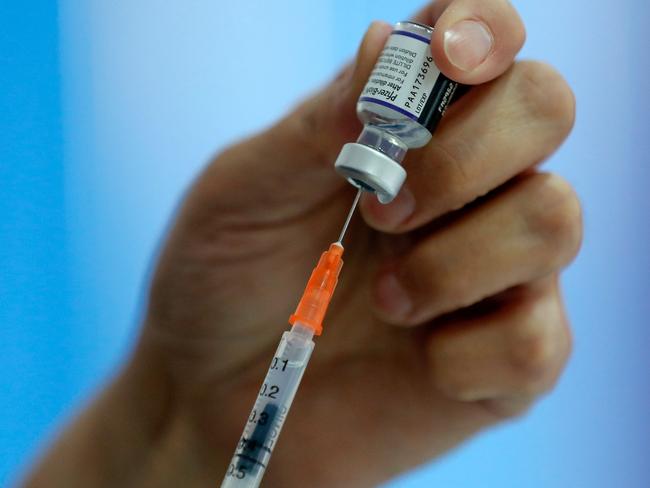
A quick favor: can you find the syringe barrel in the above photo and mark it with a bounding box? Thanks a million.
[221,323,315,488]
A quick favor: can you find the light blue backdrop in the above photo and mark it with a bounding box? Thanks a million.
[2,1,649,486]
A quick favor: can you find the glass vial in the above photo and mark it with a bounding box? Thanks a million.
[335,21,459,203]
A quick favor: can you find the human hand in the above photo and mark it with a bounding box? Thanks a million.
[142,1,580,486]
[38,1,580,487]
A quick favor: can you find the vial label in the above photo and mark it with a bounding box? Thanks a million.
[359,29,458,132]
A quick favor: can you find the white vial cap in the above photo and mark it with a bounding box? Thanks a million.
[334,143,406,204]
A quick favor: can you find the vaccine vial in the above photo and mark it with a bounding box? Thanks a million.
[335,21,459,203]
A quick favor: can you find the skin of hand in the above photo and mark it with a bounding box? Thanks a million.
[23,1,581,487]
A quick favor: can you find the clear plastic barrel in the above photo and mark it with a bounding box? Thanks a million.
[221,323,315,488]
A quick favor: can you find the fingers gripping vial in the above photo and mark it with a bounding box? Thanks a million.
[335,21,460,203]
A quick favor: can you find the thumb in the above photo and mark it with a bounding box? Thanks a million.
[418,0,526,85]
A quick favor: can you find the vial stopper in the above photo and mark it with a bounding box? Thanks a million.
[334,143,407,203]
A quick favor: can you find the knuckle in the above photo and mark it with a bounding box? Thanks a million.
[515,20,527,50]
[428,340,474,400]
[430,363,466,399]
[400,248,443,315]
[403,247,472,321]
[501,0,527,51]
[509,327,557,388]
[425,137,480,211]
[506,296,571,394]
[514,61,576,140]
[480,396,535,420]
[438,378,474,401]
[527,174,583,268]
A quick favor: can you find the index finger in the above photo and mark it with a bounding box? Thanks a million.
[414,0,526,85]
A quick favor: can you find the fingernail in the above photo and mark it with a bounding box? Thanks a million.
[363,185,416,230]
[374,271,413,319]
[444,20,493,72]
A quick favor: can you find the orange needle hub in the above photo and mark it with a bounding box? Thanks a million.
[289,243,344,336]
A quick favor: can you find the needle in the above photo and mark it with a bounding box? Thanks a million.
[336,189,362,245]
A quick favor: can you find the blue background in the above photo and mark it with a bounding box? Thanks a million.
[2,0,649,486]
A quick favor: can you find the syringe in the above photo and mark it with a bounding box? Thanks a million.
[220,190,361,488]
